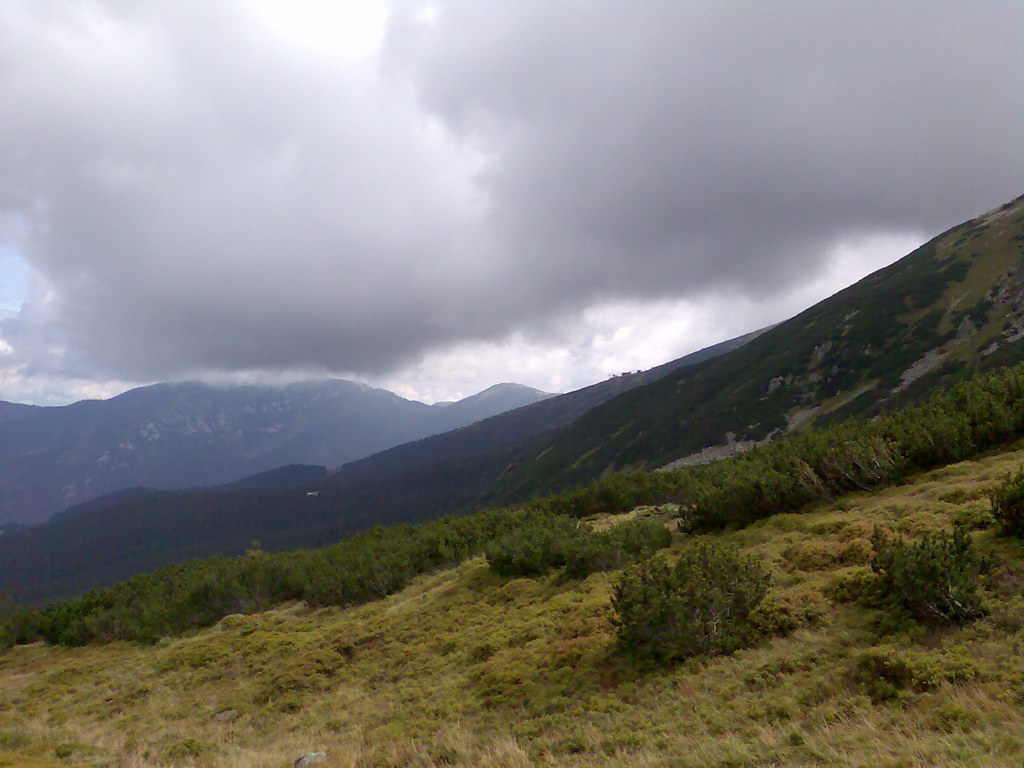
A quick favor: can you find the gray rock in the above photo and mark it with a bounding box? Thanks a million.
[294,753,327,768]
[212,709,239,723]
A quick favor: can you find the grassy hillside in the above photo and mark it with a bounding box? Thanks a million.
[497,194,1024,500]
[3,445,1024,767]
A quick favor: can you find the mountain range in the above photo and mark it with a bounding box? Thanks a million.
[0,331,757,604]
[0,379,551,526]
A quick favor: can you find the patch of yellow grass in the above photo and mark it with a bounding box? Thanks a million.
[3,448,1024,767]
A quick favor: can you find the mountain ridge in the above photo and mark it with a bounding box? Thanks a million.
[493,194,1024,501]
[0,378,550,525]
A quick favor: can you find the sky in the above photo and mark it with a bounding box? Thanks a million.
[0,1,1021,406]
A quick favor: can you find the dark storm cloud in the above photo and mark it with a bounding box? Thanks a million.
[0,1,1021,382]
[390,1,1023,298]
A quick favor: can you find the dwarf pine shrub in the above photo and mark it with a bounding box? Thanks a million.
[612,541,769,664]
[869,525,986,625]
[487,516,672,579]
[990,466,1024,537]
[562,518,672,578]
[484,517,579,577]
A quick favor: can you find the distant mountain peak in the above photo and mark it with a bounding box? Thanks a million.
[466,382,553,400]
[0,377,553,525]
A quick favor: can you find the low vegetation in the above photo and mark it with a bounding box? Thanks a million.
[990,464,1024,535]
[484,516,671,579]
[4,446,1024,766]
[612,541,769,663]
[869,524,987,625]
[5,363,1024,652]
[1,507,555,647]
[5,361,1024,765]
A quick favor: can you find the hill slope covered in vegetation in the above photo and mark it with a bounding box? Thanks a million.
[496,194,1024,500]
[3,438,1024,767]
[0,332,758,606]
[9,190,1023,608]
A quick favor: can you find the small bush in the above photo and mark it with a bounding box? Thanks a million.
[952,505,995,531]
[561,531,619,578]
[991,466,1024,536]
[563,517,673,577]
[54,743,85,759]
[852,644,979,703]
[484,517,578,577]
[824,566,875,604]
[869,525,986,625]
[487,516,672,580]
[612,541,770,664]
[0,730,30,749]
[749,586,830,637]
[0,608,40,651]
[610,518,673,558]
[164,738,213,760]
[781,538,872,572]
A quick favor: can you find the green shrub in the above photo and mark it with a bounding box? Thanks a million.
[852,644,979,703]
[564,518,673,578]
[484,517,578,577]
[609,518,672,558]
[487,516,672,580]
[612,541,770,664]
[0,607,40,650]
[749,586,829,636]
[824,566,875,604]
[560,530,618,579]
[869,525,986,625]
[164,738,213,760]
[990,466,1024,536]
[0,730,30,749]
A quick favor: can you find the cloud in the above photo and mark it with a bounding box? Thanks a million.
[372,231,926,400]
[389,1,1022,298]
[0,1,1021,397]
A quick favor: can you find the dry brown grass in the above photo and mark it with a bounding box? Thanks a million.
[4,447,1024,767]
